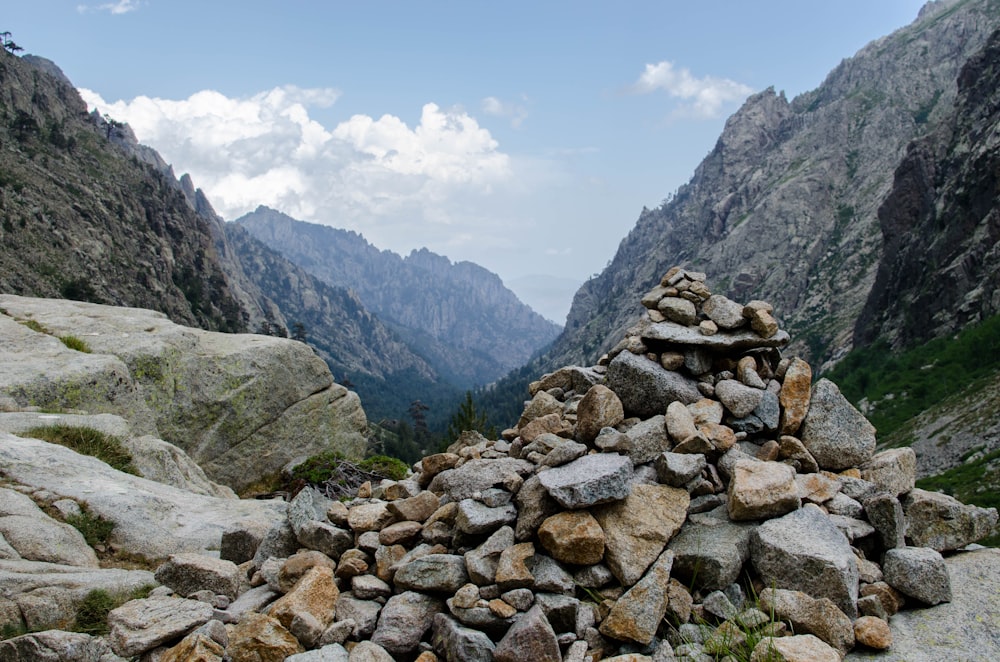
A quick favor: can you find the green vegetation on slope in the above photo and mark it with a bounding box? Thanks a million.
[23,425,138,475]
[826,312,1000,438]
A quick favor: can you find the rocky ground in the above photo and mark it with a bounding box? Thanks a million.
[1,268,998,661]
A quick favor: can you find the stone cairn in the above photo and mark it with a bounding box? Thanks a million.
[99,268,997,662]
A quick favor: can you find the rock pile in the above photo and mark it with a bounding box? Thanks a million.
[2,268,998,661]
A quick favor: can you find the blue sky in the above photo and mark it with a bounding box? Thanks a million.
[6,1,926,323]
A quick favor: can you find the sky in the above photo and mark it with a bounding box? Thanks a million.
[6,1,927,323]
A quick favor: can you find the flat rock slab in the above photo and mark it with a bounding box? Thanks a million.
[537,453,633,509]
[845,548,1000,661]
[642,320,790,350]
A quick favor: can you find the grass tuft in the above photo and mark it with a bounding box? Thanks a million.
[72,585,154,636]
[23,425,138,474]
[58,335,91,352]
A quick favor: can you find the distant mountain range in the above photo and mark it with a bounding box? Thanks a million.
[0,49,557,430]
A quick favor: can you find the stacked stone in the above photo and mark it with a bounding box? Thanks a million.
[87,268,996,662]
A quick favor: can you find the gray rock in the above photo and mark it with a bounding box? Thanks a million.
[750,505,859,617]
[0,630,117,662]
[493,604,561,662]
[0,488,98,568]
[799,379,876,470]
[346,641,394,662]
[625,415,673,465]
[455,499,518,535]
[538,453,633,508]
[393,554,469,593]
[220,520,269,564]
[371,591,444,655]
[642,320,789,351]
[882,546,951,605]
[225,584,280,620]
[253,518,299,568]
[574,563,615,589]
[669,507,753,590]
[534,592,580,634]
[605,351,701,418]
[464,526,514,585]
[0,433,286,561]
[107,596,214,657]
[153,553,241,599]
[655,452,707,487]
[702,295,746,330]
[431,458,535,502]
[351,574,392,600]
[514,474,561,541]
[758,588,855,654]
[532,554,575,595]
[599,550,674,645]
[714,380,764,419]
[844,548,1000,662]
[431,613,496,662]
[287,644,350,662]
[335,593,381,638]
[287,487,334,536]
[859,448,916,497]
[864,493,907,549]
[296,520,354,560]
[902,488,999,551]
[658,297,698,325]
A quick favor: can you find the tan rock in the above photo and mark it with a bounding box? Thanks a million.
[666,400,699,443]
[727,459,800,521]
[520,413,572,443]
[348,501,396,532]
[599,550,674,645]
[699,319,719,335]
[388,491,441,522]
[327,501,350,526]
[853,615,892,650]
[859,581,905,616]
[778,435,818,473]
[227,613,303,662]
[795,472,841,504]
[575,385,625,443]
[660,351,685,370]
[495,542,535,591]
[278,550,336,593]
[688,398,724,425]
[269,565,338,632]
[537,510,605,565]
[420,453,460,479]
[379,520,423,545]
[160,633,225,662]
[778,358,812,434]
[593,484,688,586]
[860,448,916,497]
[756,439,780,461]
[750,309,779,339]
[750,634,839,662]
[489,598,517,618]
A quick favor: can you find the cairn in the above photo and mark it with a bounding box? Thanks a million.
[59,268,998,661]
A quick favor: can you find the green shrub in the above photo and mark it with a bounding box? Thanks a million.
[65,508,115,548]
[358,454,409,481]
[72,585,154,635]
[24,425,138,474]
[290,450,346,484]
[19,318,47,333]
[58,335,91,352]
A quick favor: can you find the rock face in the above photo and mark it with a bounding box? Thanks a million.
[0,295,368,491]
[2,268,996,660]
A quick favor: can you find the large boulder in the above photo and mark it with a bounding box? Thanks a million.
[0,295,369,491]
[799,379,876,471]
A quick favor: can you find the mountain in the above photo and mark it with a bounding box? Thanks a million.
[0,51,245,332]
[236,206,562,387]
[541,0,1000,374]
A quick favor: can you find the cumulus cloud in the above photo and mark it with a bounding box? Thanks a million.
[79,85,514,255]
[77,0,141,14]
[633,61,753,118]
[481,95,529,128]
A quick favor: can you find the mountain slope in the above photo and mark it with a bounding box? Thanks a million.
[0,50,246,332]
[544,0,1000,373]
[236,207,561,387]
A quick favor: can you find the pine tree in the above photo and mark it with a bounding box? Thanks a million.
[445,391,496,444]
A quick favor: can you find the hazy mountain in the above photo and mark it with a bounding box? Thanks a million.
[541,0,1000,374]
[236,207,562,388]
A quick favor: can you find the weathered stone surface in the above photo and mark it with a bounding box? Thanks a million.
[161,632,226,662]
[431,613,496,662]
[495,543,535,591]
[431,458,535,502]
[388,491,440,522]
[0,630,118,662]
[593,484,688,586]
[751,634,840,662]
[346,641,394,661]
[852,616,892,650]
[859,448,916,497]
[394,554,469,594]
[269,565,339,635]
[655,451,707,487]
[0,433,286,560]
[799,379,876,470]
[493,604,560,662]
[227,612,304,662]
[665,401,699,443]
[286,645,350,662]
[658,296,698,325]
[464,526,514,586]
[371,591,444,655]
[600,550,674,644]
[750,505,859,617]
[154,553,242,600]
[902,488,999,551]
[882,546,951,605]
[759,588,855,654]
[0,488,98,568]
[537,511,605,565]
[864,493,907,549]
[0,295,368,492]
[702,295,746,330]
[605,351,701,418]
[454,499,517,535]
[669,507,753,590]
[727,459,800,521]
[845,548,1000,662]
[347,501,396,533]
[622,415,670,464]
[575,385,625,443]
[537,453,633,509]
[517,391,564,429]
[107,596,214,657]
[643,321,790,351]
[714,380,764,419]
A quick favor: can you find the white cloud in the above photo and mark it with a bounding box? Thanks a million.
[78,0,141,14]
[633,61,753,118]
[79,85,514,255]
[481,95,529,128]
